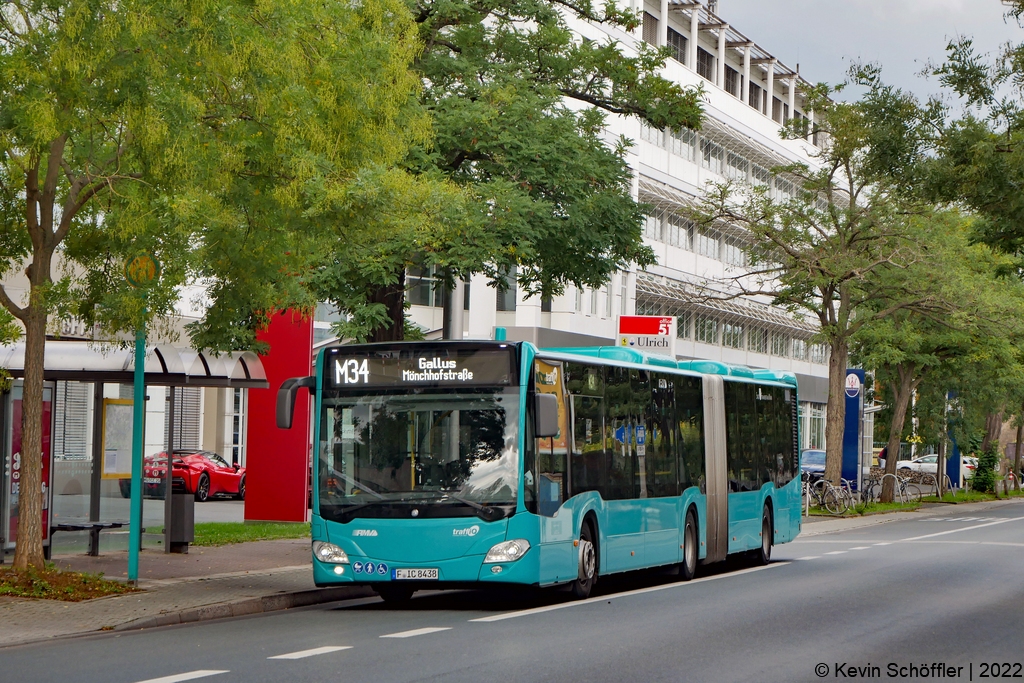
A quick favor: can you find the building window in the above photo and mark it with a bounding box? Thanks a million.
[231,388,246,466]
[722,236,746,266]
[589,288,598,315]
[722,322,743,349]
[636,300,661,316]
[748,82,762,110]
[407,265,444,307]
[772,96,784,123]
[695,315,718,344]
[810,343,828,364]
[665,214,692,250]
[496,266,517,312]
[604,284,612,318]
[747,328,768,353]
[640,123,663,145]
[642,12,658,46]
[676,311,691,339]
[697,47,715,81]
[670,127,697,161]
[792,338,807,360]
[775,178,795,201]
[696,228,720,259]
[642,210,663,240]
[541,294,552,312]
[575,287,582,312]
[725,152,748,183]
[667,27,687,63]
[619,275,628,315]
[771,331,789,357]
[807,403,826,450]
[751,164,772,189]
[700,139,724,175]
[725,66,740,97]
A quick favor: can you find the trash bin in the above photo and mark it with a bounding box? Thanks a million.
[169,493,194,553]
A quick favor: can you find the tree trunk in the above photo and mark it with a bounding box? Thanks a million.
[368,269,407,343]
[823,337,849,484]
[981,411,1003,454]
[880,366,915,504]
[1014,410,1023,493]
[12,306,48,571]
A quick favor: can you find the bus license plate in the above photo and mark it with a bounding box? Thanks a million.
[393,568,438,580]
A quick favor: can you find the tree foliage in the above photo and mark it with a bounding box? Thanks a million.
[0,0,429,568]
[312,0,707,342]
[694,67,942,484]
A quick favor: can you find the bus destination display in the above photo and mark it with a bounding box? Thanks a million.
[327,348,514,388]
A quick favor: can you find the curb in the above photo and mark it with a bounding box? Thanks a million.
[112,585,376,632]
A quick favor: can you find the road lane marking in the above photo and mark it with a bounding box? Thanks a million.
[796,556,821,560]
[873,542,892,546]
[901,515,1024,542]
[824,551,847,555]
[380,627,452,638]
[134,672,229,683]
[469,562,787,623]
[269,646,352,660]
[849,547,870,550]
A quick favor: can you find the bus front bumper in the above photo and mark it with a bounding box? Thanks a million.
[313,550,537,587]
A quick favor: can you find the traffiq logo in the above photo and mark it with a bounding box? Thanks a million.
[453,525,480,537]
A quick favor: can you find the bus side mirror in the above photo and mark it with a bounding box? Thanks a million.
[535,393,559,438]
[277,376,316,429]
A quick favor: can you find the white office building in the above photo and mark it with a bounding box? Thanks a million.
[389,0,831,450]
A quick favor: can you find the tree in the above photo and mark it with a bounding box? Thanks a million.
[1,0,427,569]
[693,68,941,484]
[853,215,1024,502]
[315,0,706,342]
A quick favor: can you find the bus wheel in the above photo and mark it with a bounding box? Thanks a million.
[679,509,697,581]
[754,505,773,566]
[571,523,597,599]
[376,585,415,604]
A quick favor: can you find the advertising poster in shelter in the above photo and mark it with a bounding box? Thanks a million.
[6,385,53,545]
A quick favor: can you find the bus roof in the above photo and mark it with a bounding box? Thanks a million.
[539,345,797,387]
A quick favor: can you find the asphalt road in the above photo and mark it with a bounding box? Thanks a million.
[5,501,1024,683]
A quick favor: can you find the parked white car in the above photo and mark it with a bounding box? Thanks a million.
[897,454,976,480]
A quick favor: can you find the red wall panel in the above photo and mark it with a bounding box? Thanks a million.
[244,311,313,523]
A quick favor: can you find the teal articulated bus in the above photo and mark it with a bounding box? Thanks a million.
[277,340,801,602]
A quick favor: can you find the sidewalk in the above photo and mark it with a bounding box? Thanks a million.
[799,496,1024,536]
[0,538,372,649]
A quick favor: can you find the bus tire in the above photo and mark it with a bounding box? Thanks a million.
[571,521,597,599]
[376,585,415,604]
[679,509,697,581]
[754,504,773,566]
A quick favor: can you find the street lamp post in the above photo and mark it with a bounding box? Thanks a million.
[125,252,161,585]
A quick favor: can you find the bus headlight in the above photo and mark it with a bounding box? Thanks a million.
[484,539,530,563]
[313,541,350,564]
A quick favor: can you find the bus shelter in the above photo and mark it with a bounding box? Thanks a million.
[0,340,268,560]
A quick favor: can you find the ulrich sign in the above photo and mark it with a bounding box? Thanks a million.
[618,315,676,357]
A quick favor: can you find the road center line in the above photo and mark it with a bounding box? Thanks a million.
[824,551,847,555]
[133,672,229,683]
[380,627,452,639]
[849,547,870,550]
[873,542,892,546]
[796,556,821,560]
[901,515,1024,542]
[268,646,352,660]
[469,562,787,623]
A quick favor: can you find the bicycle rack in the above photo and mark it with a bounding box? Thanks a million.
[920,474,939,497]
[879,474,907,503]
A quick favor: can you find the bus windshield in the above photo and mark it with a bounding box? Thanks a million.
[318,388,520,521]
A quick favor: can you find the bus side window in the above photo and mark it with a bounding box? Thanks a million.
[534,360,569,516]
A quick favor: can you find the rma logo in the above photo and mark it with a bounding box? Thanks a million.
[352,529,378,537]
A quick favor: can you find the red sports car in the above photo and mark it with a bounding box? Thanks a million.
[119,450,245,502]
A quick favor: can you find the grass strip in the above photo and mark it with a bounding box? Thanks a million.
[0,565,137,601]
[147,522,311,546]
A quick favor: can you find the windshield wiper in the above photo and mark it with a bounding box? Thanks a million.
[427,491,511,521]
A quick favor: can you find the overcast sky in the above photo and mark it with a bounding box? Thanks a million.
[719,0,1022,102]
